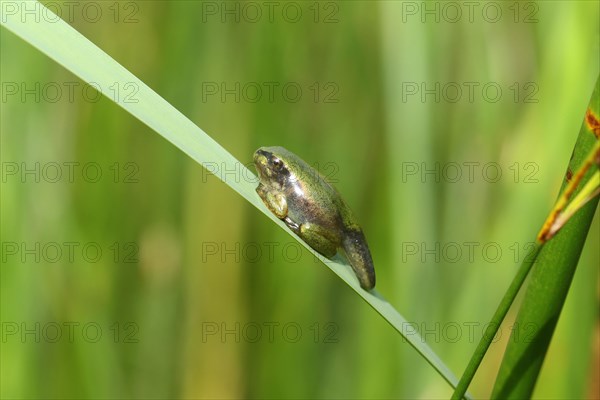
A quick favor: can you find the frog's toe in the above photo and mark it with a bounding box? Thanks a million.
[284,217,300,232]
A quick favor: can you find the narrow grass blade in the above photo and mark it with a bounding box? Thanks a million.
[1,2,467,394]
[452,76,600,399]
[490,76,600,398]
[451,243,543,399]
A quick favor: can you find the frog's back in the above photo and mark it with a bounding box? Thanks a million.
[292,158,375,290]
[266,147,375,289]
[274,148,346,226]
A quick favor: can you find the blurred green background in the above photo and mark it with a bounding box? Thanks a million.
[1,1,598,398]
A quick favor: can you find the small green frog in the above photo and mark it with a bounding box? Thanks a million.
[253,146,376,290]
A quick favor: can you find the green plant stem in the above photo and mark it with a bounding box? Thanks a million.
[451,243,543,399]
[454,75,599,399]
[491,75,599,399]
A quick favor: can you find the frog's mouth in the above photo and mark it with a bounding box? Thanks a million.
[253,150,272,179]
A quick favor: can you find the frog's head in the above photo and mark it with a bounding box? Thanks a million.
[253,146,300,190]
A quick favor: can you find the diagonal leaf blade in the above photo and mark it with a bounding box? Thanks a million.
[1,2,468,395]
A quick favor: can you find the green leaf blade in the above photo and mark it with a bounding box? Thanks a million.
[1,2,467,395]
[491,75,600,399]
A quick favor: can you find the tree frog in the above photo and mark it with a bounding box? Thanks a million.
[253,146,376,290]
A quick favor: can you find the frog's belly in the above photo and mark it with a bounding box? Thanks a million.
[288,203,342,237]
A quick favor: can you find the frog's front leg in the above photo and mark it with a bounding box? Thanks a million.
[297,222,338,258]
[283,216,300,232]
[256,184,287,219]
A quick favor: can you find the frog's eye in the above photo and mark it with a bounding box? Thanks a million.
[272,157,283,170]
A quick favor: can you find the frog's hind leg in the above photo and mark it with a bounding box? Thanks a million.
[298,222,338,258]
